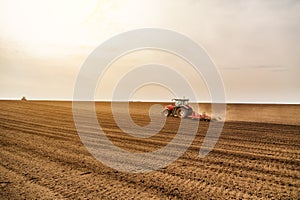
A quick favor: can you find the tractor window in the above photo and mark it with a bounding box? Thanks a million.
[174,100,189,106]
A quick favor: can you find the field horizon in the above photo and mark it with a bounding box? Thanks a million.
[2,100,299,125]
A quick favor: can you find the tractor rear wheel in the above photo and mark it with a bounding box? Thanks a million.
[176,108,188,118]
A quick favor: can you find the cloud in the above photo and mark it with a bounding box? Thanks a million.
[219,65,288,71]
[250,65,288,71]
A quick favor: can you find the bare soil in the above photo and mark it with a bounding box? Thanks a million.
[0,101,299,199]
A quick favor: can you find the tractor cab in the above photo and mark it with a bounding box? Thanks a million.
[173,98,189,107]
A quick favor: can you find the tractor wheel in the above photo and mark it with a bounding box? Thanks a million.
[176,108,188,118]
[162,109,170,117]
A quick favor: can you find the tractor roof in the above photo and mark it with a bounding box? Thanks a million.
[172,98,189,101]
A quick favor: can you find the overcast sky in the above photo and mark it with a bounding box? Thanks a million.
[0,0,299,103]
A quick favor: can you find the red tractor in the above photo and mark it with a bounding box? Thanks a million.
[162,98,193,118]
[162,98,211,121]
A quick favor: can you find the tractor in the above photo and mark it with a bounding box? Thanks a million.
[162,98,211,121]
[162,98,193,118]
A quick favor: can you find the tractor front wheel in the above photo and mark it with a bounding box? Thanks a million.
[162,109,170,117]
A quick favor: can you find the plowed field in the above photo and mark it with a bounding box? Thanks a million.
[1,101,299,199]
